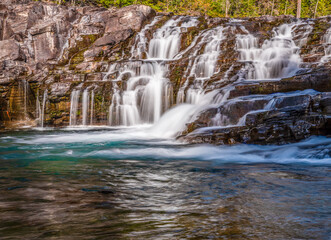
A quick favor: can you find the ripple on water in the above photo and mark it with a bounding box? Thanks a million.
[0,129,330,239]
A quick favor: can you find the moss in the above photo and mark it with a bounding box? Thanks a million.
[59,34,101,67]
[305,20,330,47]
[49,109,63,119]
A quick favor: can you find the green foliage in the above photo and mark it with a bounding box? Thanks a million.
[39,0,331,18]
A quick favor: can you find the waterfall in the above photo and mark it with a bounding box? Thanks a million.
[108,17,198,126]
[177,26,227,104]
[148,17,198,60]
[63,17,321,137]
[69,90,80,126]
[236,23,307,80]
[41,90,48,128]
[108,62,168,125]
[36,89,41,124]
[130,16,162,59]
[18,80,29,120]
[321,28,331,63]
[90,90,94,125]
[150,88,232,137]
[82,89,89,126]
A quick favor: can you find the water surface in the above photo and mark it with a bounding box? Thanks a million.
[0,127,330,239]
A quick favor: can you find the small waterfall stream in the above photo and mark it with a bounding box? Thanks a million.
[82,89,89,126]
[90,90,95,125]
[69,90,80,126]
[148,17,198,60]
[321,27,331,63]
[41,90,48,128]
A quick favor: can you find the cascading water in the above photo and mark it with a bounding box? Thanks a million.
[108,62,171,125]
[82,89,89,126]
[18,80,29,120]
[321,27,331,63]
[236,22,309,80]
[108,17,197,126]
[41,90,48,128]
[65,16,327,138]
[186,27,226,104]
[151,87,233,137]
[130,16,162,59]
[69,90,80,126]
[177,26,227,104]
[148,17,198,60]
[90,90,94,125]
[36,89,41,124]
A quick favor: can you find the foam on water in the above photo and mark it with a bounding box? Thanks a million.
[2,129,330,165]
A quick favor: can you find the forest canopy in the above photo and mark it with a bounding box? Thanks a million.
[39,0,331,18]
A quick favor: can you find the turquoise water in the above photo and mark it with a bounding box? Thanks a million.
[0,127,330,239]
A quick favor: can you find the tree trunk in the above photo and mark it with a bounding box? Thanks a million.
[296,0,301,18]
[225,0,230,17]
[284,0,288,15]
[314,0,319,18]
[271,0,275,16]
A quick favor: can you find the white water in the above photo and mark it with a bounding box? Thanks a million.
[150,88,233,137]
[41,90,48,128]
[108,17,197,126]
[10,128,331,164]
[236,22,312,80]
[148,17,198,60]
[18,80,29,120]
[65,18,327,138]
[177,26,228,105]
[130,16,162,59]
[90,90,94,125]
[36,89,41,124]
[69,90,80,126]
[237,24,301,80]
[321,27,331,63]
[82,89,89,126]
[108,62,170,125]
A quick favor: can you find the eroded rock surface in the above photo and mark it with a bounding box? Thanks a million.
[0,0,330,145]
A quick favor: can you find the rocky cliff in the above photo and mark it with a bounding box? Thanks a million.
[0,0,330,144]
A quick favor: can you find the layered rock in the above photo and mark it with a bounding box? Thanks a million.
[0,0,330,145]
[0,0,155,128]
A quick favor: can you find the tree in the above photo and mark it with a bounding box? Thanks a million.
[225,0,230,17]
[296,0,301,18]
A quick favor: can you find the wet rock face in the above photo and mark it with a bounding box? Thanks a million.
[0,0,330,144]
[0,0,155,129]
[179,94,330,145]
